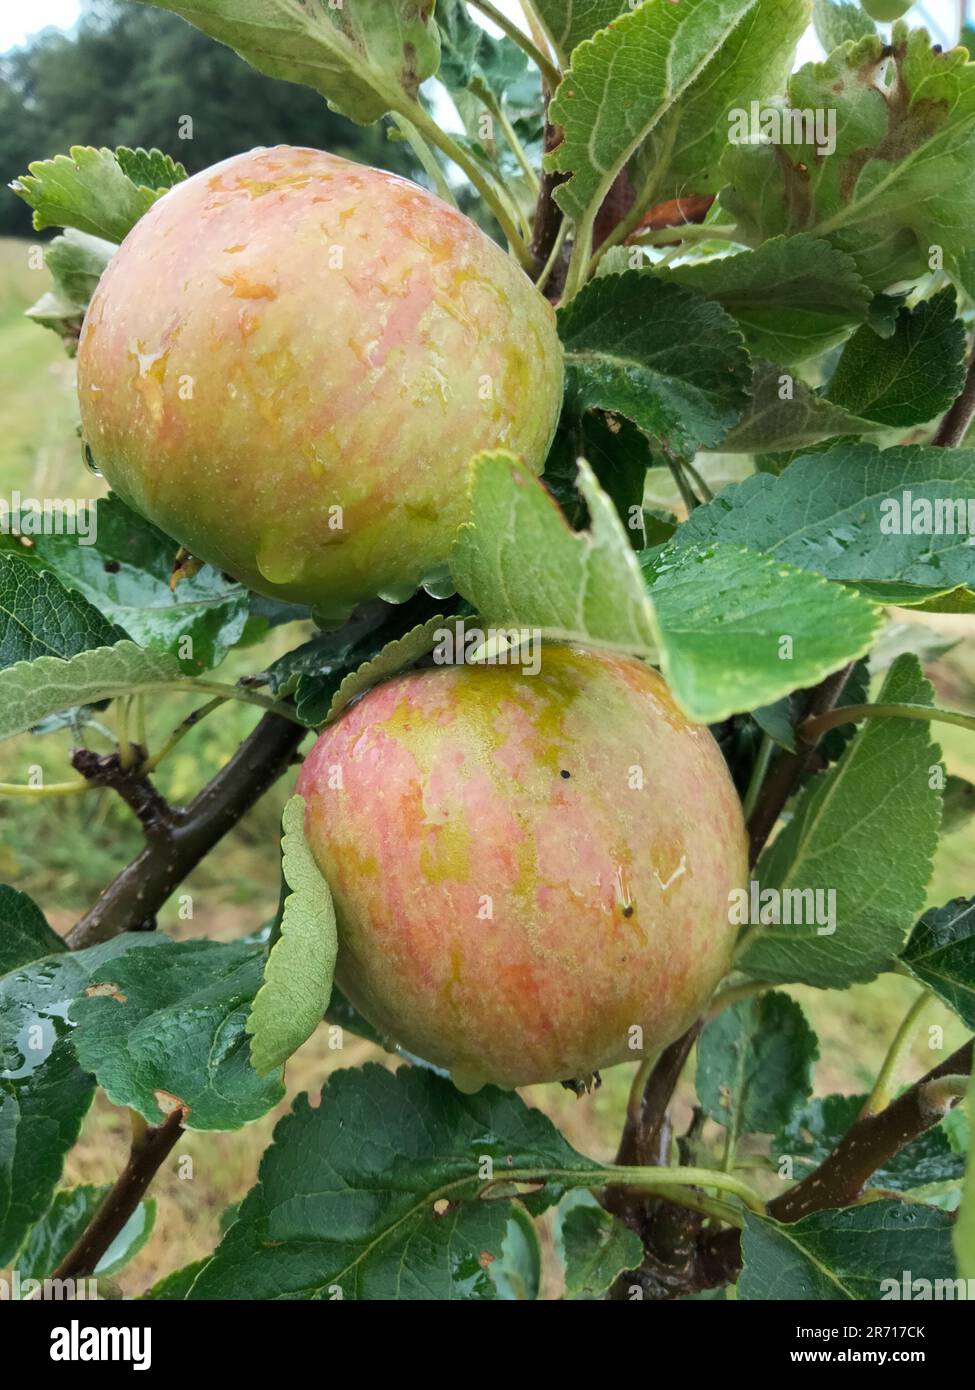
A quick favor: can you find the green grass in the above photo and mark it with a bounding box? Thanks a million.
[0,239,89,498]
[1,235,974,1295]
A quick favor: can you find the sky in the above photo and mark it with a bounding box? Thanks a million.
[0,0,963,61]
[0,0,81,52]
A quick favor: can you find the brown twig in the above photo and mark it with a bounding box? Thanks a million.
[745,663,855,865]
[689,1036,974,1294]
[768,1037,973,1221]
[613,1024,702,1173]
[52,1108,185,1281]
[530,111,569,298]
[66,711,306,949]
[603,1024,702,1268]
[593,170,636,253]
[933,344,975,447]
[71,745,175,835]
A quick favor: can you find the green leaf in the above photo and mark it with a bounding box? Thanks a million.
[530,1,632,65]
[753,696,796,752]
[113,146,187,191]
[739,1202,956,1300]
[720,29,975,292]
[738,655,943,988]
[19,1185,155,1281]
[451,452,659,659]
[453,454,879,722]
[558,1194,643,1298]
[12,146,172,242]
[675,445,975,608]
[491,1205,542,1301]
[246,797,337,1075]
[39,229,114,305]
[136,0,442,124]
[0,936,160,1265]
[187,1064,597,1299]
[543,410,653,539]
[0,553,126,672]
[72,939,285,1130]
[958,1071,975,1282]
[265,596,456,724]
[696,993,818,1145]
[12,495,251,673]
[437,0,528,99]
[812,0,876,52]
[0,641,183,743]
[557,272,752,456]
[661,235,873,365]
[826,290,967,427]
[775,1093,965,1191]
[631,0,811,208]
[143,1259,211,1301]
[24,229,115,350]
[325,616,448,724]
[0,1036,93,1268]
[718,361,879,453]
[0,887,65,975]
[265,604,394,696]
[642,542,881,723]
[901,899,975,1029]
[546,0,757,231]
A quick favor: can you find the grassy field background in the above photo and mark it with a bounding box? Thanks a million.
[1,236,974,1295]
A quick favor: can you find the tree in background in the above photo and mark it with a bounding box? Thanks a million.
[0,0,415,236]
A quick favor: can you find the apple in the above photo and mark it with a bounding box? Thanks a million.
[860,0,911,20]
[77,146,563,619]
[297,644,748,1091]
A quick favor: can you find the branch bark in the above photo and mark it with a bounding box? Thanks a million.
[530,111,569,297]
[689,1036,974,1293]
[768,1037,973,1221]
[71,745,175,834]
[613,1024,701,1173]
[603,1024,702,1288]
[66,711,306,950]
[52,1108,185,1281]
[933,342,975,447]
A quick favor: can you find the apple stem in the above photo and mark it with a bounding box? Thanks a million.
[405,101,534,269]
[389,112,459,210]
[861,987,932,1117]
[801,701,975,742]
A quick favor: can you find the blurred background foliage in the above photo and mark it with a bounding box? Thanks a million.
[0,0,417,236]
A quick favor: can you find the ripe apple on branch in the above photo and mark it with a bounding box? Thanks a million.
[4,0,975,1313]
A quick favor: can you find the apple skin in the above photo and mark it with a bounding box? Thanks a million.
[77,146,563,619]
[860,0,911,19]
[297,645,748,1091]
